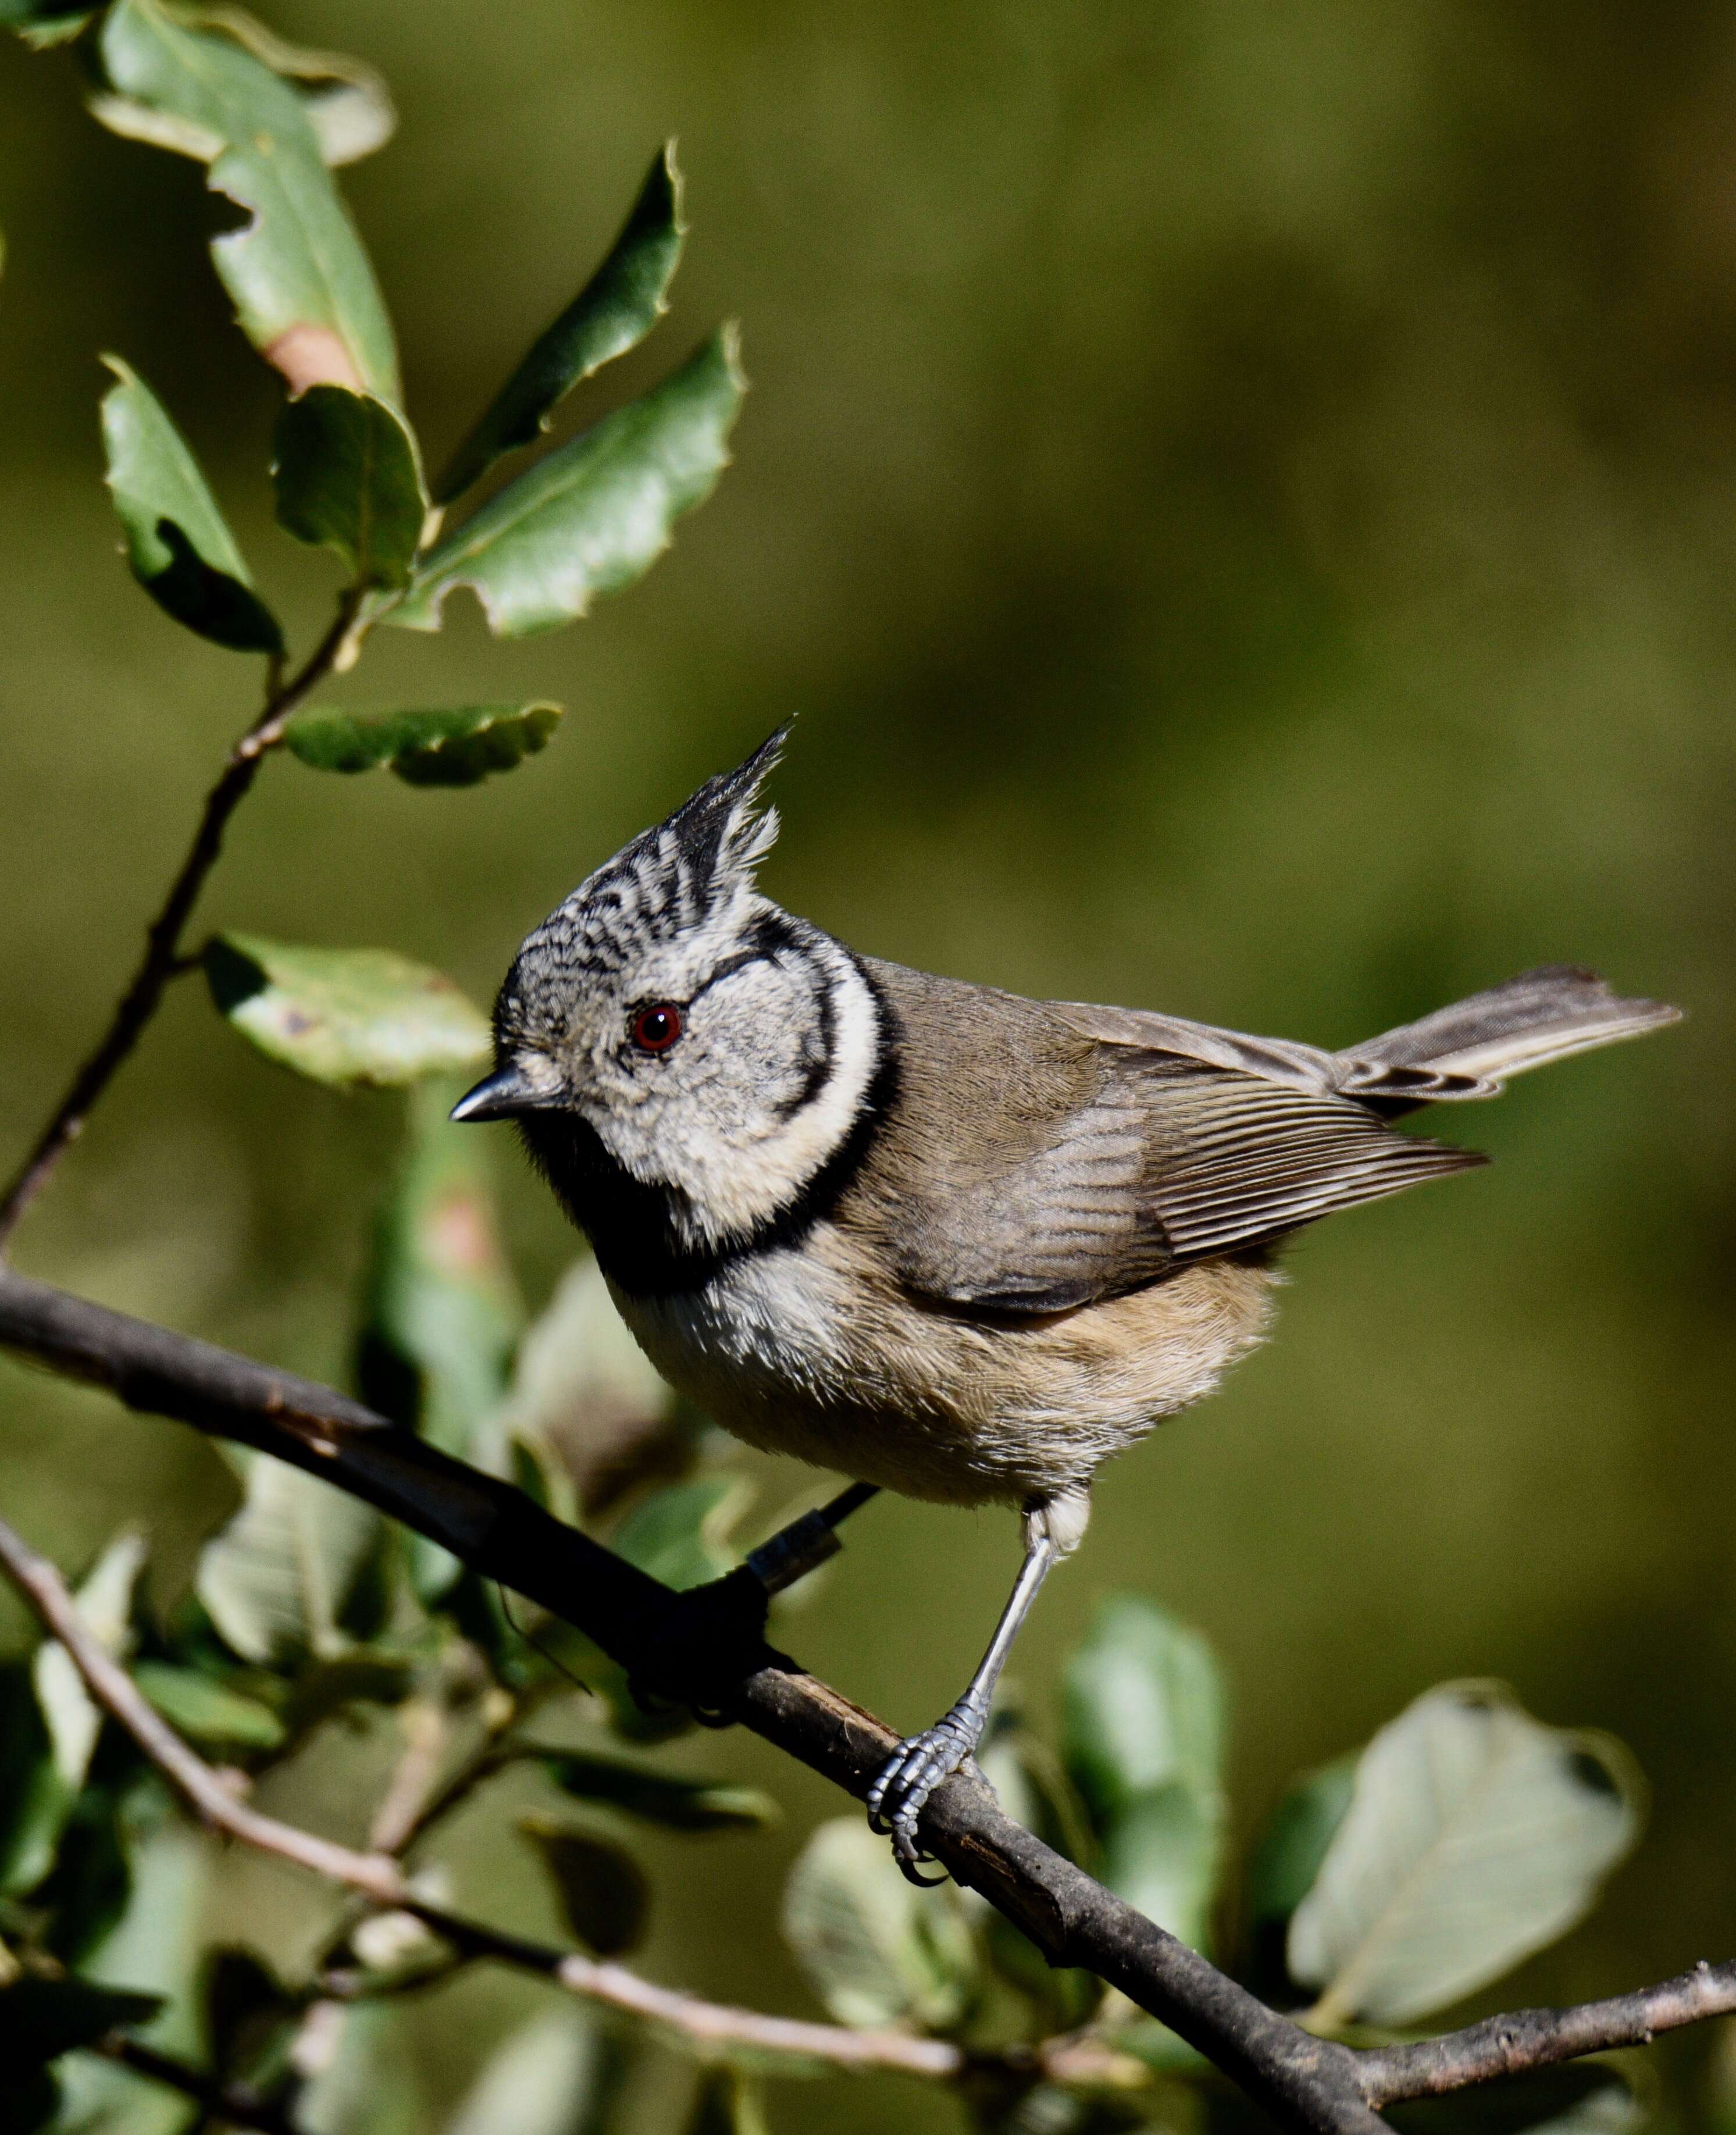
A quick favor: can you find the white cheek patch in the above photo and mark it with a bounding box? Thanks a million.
[661,936,882,1252]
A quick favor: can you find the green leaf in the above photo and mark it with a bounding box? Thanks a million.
[169,8,395,167]
[2,3,92,49]
[390,328,744,637]
[285,701,563,787]
[441,2008,608,2135]
[611,1479,748,1592]
[54,1806,209,2135]
[0,1975,161,2070]
[780,1817,977,2034]
[1287,1683,1643,2028]
[1247,1756,1357,1926]
[537,1750,777,1835]
[1097,1780,1221,1954]
[99,357,282,654]
[273,386,425,586]
[500,1257,680,1514]
[297,2002,420,2135]
[973,1713,1101,2029]
[94,0,398,401]
[205,933,491,1089]
[130,1662,285,1751]
[435,144,685,504]
[195,1453,380,1666]
[518,1816,649,1957]
[34,1528,145,1803]
[1061,1596,1226,1831]
[359,1079,521,1473]
[0,1666,63,1897]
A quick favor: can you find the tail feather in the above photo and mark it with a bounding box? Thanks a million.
[1340,965,1680,1102]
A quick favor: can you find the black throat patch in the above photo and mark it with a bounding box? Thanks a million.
[518,960,899,1299]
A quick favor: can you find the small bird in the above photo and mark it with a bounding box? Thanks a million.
[454,732,1678,1873]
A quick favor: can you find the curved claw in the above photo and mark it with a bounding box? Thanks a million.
[864,1701,989,1880]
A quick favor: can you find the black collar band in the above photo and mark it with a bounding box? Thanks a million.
[518,960,899,1300]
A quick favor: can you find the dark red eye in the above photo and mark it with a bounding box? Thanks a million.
[631,1002,683,1054]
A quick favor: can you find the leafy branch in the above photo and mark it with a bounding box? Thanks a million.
[3,1261,1735,2134]
[1,7,1728,2135]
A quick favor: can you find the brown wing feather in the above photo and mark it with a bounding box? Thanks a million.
[857,963,1484,1317]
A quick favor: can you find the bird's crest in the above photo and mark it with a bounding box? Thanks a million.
[521,728,789,984]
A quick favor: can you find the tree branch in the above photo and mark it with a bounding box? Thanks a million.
[0,590,366,1246]
[1357,1963,1736,2104]
[0,1264,1380,2134]
[0,1508,1136,2095]
[26,1275,1722,2129]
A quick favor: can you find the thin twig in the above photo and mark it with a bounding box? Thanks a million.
[92,2035,301,2135]
[0,1267,1379,2132]
[1356,1961,1736,2104]
[0,1508,1125,2093]
[0,1513,405,1902]
[18,1281,1719,2127]
[0,589,366,1246]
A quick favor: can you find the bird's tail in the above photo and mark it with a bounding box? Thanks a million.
[1338,965,1680,1106]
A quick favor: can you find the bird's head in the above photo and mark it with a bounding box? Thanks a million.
[452,729,885,1280]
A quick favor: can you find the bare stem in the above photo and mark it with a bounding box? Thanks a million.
[1356,1963,1736,2104]
[92,2035,301,2135]
[0,1507,1127,2094]
[0,589,366,1248]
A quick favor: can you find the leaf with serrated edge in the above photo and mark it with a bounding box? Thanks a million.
[780,1818,976,2034]
[273,387,426,587]
[196,1453,380,1665]
[205,933,491,1089]
[390,328,743,637]
[94,0,398,400]
[286,703,562,786]
[435,144,685,504]
[1288,1683,1643,2028]
[100,357,281,653]
[174,6,395,166]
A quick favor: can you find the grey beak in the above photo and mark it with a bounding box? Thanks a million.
[450,1064,544,1124]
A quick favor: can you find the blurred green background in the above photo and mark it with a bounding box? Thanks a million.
[2,2,1733,2127]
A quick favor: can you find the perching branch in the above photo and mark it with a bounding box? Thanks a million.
[0,1263,1379,2135]
[0,1509,1137,2097]
[0,589,365,1246]
[6,1270,1730,2130]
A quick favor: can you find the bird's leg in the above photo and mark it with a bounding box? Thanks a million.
[744,1481,881,1595]
[868,1494,1083,1882]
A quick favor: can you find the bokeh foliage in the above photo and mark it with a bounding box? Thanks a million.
[0,2,1731,2130]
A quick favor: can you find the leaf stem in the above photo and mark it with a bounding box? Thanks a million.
[0,588,368,1249]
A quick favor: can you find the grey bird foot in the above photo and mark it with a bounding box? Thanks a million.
[866,1698,988,1883]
